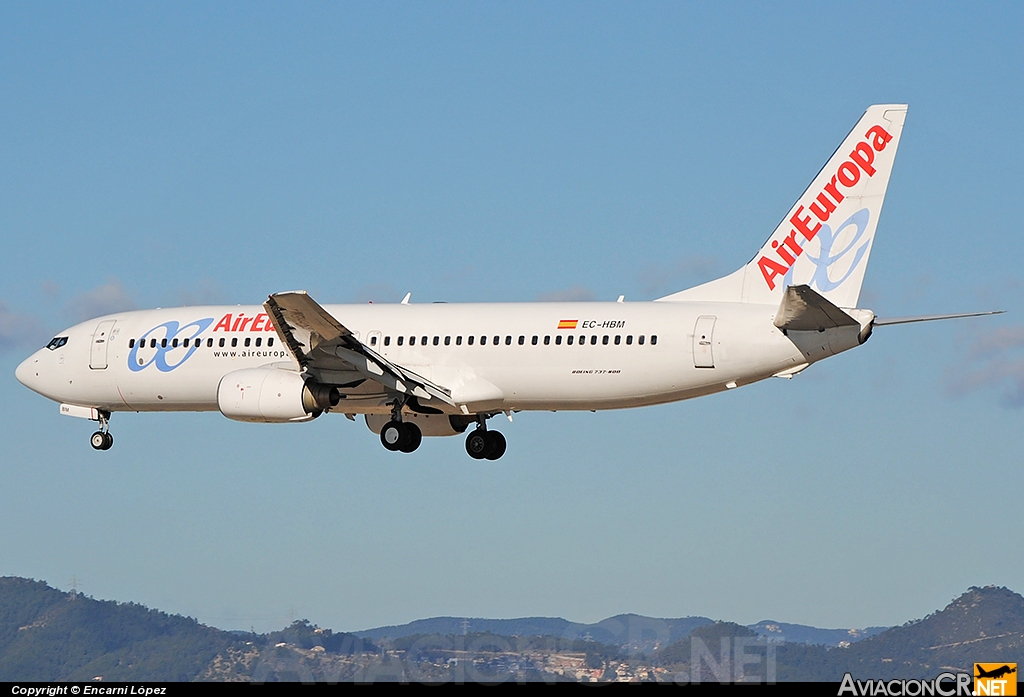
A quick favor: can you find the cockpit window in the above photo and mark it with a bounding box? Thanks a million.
[46,337,68,350]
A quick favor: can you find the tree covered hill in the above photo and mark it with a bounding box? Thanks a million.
[652,586,1024,682]
[0,577,235,681]
[0,577,374,682]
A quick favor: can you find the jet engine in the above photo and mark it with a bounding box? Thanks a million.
[217,367,340,423]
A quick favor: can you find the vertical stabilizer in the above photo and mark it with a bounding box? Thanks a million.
[658,104,907,308]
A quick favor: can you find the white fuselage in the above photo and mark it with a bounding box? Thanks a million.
[15,299,865,420]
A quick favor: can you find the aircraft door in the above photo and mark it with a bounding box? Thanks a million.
[90,320,117,370]
[367,331,382,352]
[692,315,716,369]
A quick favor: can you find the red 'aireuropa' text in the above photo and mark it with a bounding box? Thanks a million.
[757,124,893,290]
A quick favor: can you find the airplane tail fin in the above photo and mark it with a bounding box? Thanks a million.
[658,104,907,308]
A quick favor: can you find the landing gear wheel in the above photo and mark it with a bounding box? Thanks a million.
[484,431,506,460]
[465,429,493,460]
[91,432,113,451]
[399,423,422,453]
[380,421,407,452]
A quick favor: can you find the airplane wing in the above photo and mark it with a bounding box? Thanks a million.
[264,291,455,406]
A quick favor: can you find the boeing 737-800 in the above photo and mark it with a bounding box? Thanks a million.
[14,105,1000,459]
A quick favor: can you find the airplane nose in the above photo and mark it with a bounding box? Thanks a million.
[15,354,40,390]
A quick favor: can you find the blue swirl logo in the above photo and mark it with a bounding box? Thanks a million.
[785,208,871,292]
[128,318,214,372]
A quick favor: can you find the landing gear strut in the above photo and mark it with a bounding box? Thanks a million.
[379,401,422,453]
[465,417,506,460]
[90,411,113,451]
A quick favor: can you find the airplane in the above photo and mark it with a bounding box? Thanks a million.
[15,104,1002,459]
[975,665,1016,680]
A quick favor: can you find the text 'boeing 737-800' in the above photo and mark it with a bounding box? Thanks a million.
[15,105,1002,459]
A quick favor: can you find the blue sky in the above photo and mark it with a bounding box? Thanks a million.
[2,2,1023,634]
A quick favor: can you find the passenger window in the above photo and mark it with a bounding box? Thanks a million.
[544,336,550,345]
[398,336,404,346]
[518,336,525,345]
[480,336,486,345]
[422,336,428,345]
[651,335,658,345]
[602,335,609,345]
[409,336,416,346]
[219,338,225,347]
[591,335,598,345]
[445,336,451,346]
[207,338,213,347]
[268,337,274,347]
[532,336,538,345]
[615,335,621,345]
[467,336,474,345]
[256,337,262,347]
[555,335,562,345]
[370,336,377,346]
[161,338,167,348]
[626,335,633,345]
[384,336,391,346]
[172,338,179,348]
[639,335,645,345]
[231,337,238,347]
[433,336,439,346]
[128,339,136,348]
[494,335,500,345]
[567,335,574,345]
[456,336,462,346]
[184,338,190,348]
[505,336,512,345]
[244,337,251,347]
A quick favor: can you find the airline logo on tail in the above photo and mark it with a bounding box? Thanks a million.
[757,123,894,291]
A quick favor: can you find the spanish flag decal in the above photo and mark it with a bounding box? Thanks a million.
[557,319,578,330]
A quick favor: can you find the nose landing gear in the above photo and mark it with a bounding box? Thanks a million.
[90,411,113,450]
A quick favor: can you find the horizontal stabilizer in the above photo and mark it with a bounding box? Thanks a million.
[874,310,1004,326]
[774,284,859,331]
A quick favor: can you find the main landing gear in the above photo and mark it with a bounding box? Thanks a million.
[380,420,422,453]
[90,411,113,451]
[465,418,506,461]
[379,401,422,453]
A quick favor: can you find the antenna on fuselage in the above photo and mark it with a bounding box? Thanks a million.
[401,293,411,304]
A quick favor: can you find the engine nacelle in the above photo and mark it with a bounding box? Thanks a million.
[365,412,473,437]
[217,367,340,423]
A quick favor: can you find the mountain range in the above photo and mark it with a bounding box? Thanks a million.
[1,576,1020,682]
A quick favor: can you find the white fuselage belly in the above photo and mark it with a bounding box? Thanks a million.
[23,301,819,416]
